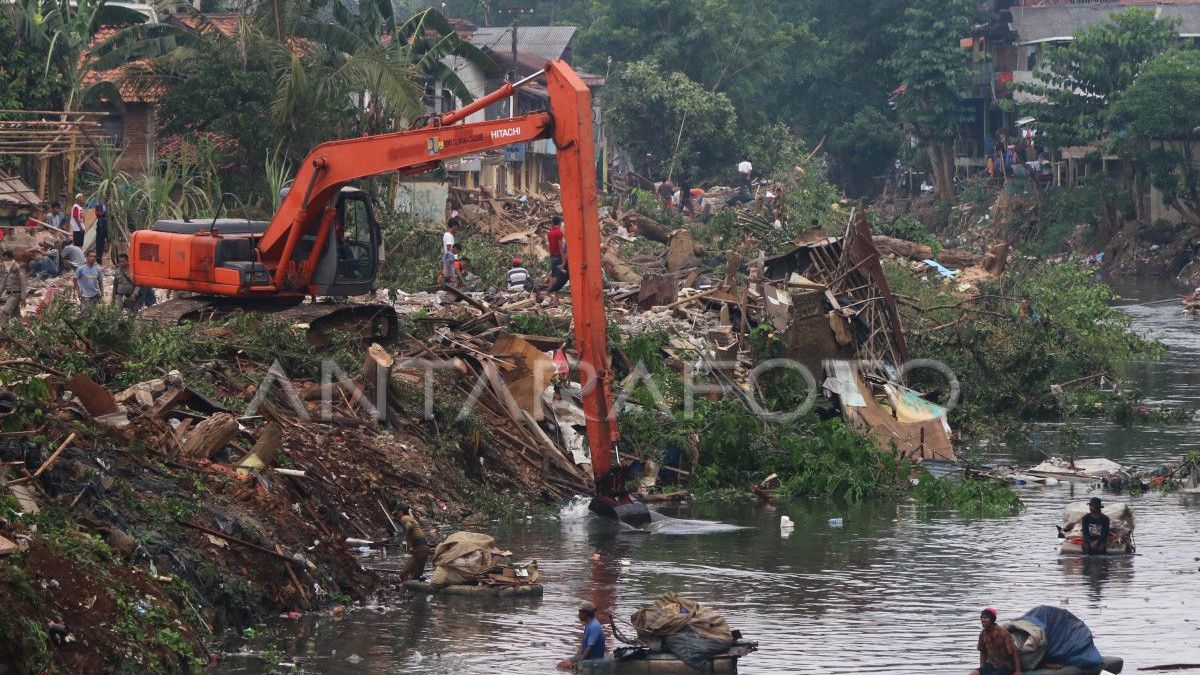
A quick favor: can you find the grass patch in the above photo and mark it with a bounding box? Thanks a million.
[912,473,1024,517]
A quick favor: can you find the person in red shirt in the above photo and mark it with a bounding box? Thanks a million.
[547,216,568,292]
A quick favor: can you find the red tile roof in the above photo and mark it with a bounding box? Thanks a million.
[168,12,243,37]
[156,131,237,161]
[81,25,165,103]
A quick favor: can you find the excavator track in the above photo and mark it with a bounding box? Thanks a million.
[140,297,399,346]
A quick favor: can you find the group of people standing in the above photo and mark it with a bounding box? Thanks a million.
[0,193,155,320]
[440,214,569,294]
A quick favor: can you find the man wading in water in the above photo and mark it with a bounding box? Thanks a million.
[395,502,431,581]
[972,607,1022,675]
[557,600,606,670]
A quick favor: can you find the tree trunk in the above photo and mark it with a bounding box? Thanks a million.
[941,143,956,203]
[872,235,985,269]
[181,413,240,460]
[926,143,954,203]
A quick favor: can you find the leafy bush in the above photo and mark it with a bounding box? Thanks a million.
[880,214,941,253]
[889,259,1161,427]
[618,330,669,374]
[912,473,1024,517]
[508,312,566,338]
[695,405,910,502]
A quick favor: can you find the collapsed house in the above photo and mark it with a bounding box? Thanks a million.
[764,214,954,462]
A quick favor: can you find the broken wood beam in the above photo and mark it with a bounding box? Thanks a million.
[658,288,717,311]
[6,432,77,486]
[180,413,240,460]
[180,520,298,563]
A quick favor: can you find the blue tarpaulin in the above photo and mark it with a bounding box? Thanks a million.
[1019,606,1103,669]
[921,259,959,277]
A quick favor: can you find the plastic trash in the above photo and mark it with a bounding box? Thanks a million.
[780,516,794,530]
[827,518,844,528]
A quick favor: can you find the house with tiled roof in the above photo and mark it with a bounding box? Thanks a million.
[82,20,164,172]
[425,24,604,196]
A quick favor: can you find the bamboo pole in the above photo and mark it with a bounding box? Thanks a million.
[0,109,109,116]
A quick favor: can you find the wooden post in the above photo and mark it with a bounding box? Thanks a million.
[356,343,394,421]
[37,156,49,201]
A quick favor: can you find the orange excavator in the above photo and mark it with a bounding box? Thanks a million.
[130,60,649,525]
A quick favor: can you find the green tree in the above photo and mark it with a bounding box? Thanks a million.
[789,0,906,196]
[1019,8,1178,151]
[888,0,976,202]
[4,0,149,110]
[1112,48,1200,225]
[287,6,492,135]
[829,107,900,198]
[0,10,62,111]
[0,10,64,171]
[151,25,292,202]
[5,0,153,194]
[574,0,798,110]
[604,60,737,181]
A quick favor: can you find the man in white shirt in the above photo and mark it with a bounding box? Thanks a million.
[442,217,459,286]
[729,160,754,206]
[70,193,86,248]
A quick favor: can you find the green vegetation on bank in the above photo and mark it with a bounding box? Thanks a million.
[612,327,1021,514]
[888,259,1162,431]
[911,473,1024,517]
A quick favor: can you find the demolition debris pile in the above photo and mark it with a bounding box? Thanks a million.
[3,169,1155,670]
[0,301,569,671]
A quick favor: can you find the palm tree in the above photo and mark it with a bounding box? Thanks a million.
[279,5,496,135]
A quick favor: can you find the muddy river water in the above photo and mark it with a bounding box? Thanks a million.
[221,278,1200,674]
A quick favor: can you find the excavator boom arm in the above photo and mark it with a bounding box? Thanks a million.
[257,112,552,289]
[260,60,622,494]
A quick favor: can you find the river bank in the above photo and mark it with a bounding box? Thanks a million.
[0,181,1192,672]
[220,277,1200,675]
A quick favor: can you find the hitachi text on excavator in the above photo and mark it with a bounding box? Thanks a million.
[129,61,650,526]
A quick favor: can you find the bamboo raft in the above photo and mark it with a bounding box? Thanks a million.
[401,580,543,597]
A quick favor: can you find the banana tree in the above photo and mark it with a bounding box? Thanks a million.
[125,149,210,237]
[283,5,496,135]
[4,0,150,196]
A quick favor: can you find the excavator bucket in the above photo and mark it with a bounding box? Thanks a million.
[588,495,651,528]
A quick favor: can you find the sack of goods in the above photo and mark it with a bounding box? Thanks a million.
[1004,605,1122,674]
[428,531,541,588]
[630,592,736,669]
[1059,501,1135,555]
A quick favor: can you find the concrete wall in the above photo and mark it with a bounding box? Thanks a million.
[394,180,449,222]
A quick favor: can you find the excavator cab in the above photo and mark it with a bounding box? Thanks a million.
[298,187,383,297]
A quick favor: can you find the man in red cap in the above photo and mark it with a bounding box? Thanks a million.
[973,607,1021,675]
[505,257,530,292]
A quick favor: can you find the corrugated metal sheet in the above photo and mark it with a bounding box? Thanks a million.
[470,26,577,61]
[1011,3,1200,44]
[0,174,40,209]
